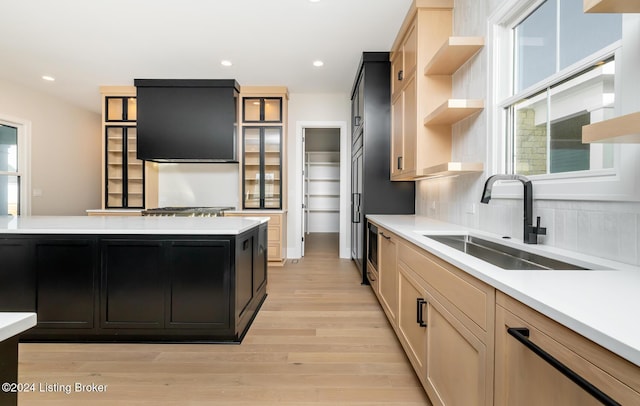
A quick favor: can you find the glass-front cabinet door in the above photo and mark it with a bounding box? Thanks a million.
[243,127,282,209]
[105,126,144,208]
[243,128,261,209]
[106,96,137,122]
[243,98,282,123]
[126,128,144,207]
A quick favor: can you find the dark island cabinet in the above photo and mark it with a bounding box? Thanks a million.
[167,239,231,329]
[0,237,96,329]
[0,223,267,342]
[101,239,165,328]
[0,238,35,312]
[253,224,268,295]
[35,238,96,329]
[234,225,267,334]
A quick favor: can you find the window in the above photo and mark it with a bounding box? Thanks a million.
[0,118,30,215]
[488,0,640,202]
[502,0,621,176]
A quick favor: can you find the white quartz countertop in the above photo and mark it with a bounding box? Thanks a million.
[367,214,640,367]
[0,313,37,342]
[0,215,269,235]
[85,209,143,213]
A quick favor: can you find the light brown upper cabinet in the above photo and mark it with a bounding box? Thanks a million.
[390,0,484,180]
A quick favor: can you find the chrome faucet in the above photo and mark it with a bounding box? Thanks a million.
[480,174,546,244]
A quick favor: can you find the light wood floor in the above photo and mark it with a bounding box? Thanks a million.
[17,233,430,405]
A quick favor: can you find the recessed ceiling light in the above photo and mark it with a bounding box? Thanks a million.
[313,60,324,67]
[309,0,321,2]
[221,60,232,67]
[42,75,55,81]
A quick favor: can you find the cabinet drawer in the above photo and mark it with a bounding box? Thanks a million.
[268,243,280,259]
[366,262,379,296]
[496,292,640,405]
[398,240,493,333]
[268,224,281,242]
[265,214,281,225]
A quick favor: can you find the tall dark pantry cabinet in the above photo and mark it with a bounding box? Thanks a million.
[351,52,415,284]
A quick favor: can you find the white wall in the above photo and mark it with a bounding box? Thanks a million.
[415,0,640,267]
[0,79,101,215]
[287,93,351,259]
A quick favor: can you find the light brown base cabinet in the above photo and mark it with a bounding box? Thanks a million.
[495,292,640,406]
[369,219,640,405]
[378,228,398,323]
[371,222,494,406]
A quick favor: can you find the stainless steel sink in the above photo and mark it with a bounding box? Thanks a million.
[424,234,590,270]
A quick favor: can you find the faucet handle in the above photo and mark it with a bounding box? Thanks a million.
[534,216,547,235]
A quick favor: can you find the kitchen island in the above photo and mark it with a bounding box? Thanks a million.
[0,312,36,406]
[0,216,268,343]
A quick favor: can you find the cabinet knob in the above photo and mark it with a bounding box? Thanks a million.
[398,70,404,81]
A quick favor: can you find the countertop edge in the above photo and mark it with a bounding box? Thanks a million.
[0,216,269,235]
[0,313,37,342]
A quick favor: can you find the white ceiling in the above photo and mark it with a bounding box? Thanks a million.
[0,0,413,113]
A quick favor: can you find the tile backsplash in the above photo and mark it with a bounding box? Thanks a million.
[157,163,239,208]
[417,178,640,266]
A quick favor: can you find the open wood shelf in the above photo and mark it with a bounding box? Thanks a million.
[584,0,640,13]
[582,111,640,143]
[418,161,483,178]
[424,36,484,75]
[423,99,484,126]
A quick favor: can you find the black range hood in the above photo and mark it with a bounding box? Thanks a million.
[135,79,240,163]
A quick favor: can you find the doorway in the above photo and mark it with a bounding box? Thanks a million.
[302,127,340,256]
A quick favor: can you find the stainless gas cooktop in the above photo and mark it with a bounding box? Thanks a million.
[141,207,235,217]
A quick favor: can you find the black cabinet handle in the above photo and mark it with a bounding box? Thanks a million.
[398,70,404,81]
[354,116,361,127]
[351,193,356,223]
[380,232,391,240]
[507,327,620,406]
[397,156,403,170]
[416,298,427,327]
[351,193,361,224]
